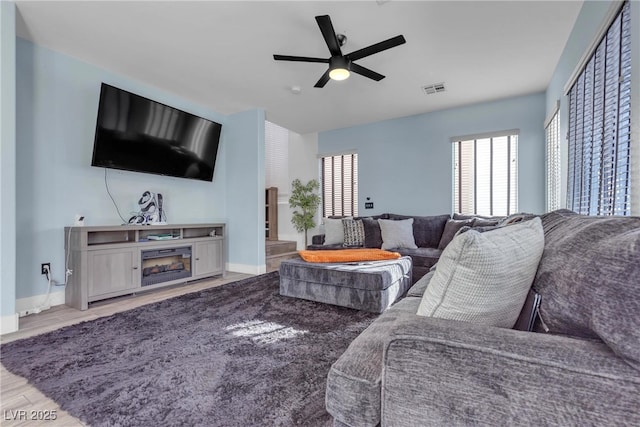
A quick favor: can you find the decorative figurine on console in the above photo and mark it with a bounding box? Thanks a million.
[128,191,167,225]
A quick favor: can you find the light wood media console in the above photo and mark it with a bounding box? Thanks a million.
[64,223,225,310]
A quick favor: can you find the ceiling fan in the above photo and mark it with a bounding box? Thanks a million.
[273,15,406,88]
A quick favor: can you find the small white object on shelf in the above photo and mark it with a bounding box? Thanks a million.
[147,235,179,241]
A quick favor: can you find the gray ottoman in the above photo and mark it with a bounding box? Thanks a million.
[279,257,413,313]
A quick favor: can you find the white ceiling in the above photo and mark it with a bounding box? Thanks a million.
[14,1,583,134]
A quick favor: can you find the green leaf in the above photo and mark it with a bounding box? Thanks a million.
[288,179,321,246]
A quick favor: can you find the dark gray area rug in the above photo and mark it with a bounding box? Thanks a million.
[1,272,377,426]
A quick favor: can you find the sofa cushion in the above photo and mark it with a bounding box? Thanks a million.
[306,243,342,250]
[379,218,418,250]
[472,218,501,227]
[394,247,442,269]
[342,218,365,247]
[381,315,640,427]
[395,247,442,284]
[497,212,538,226]
[325,296,421,426]
[418,217,544,328]
[437,219,474,249]
[534,209,640,369]
[406,270,435,297]
[387,214,450,248]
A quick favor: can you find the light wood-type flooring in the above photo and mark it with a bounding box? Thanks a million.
[0,272,251,427]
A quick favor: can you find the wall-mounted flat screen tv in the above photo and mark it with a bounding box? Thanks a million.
[91,83,222,182]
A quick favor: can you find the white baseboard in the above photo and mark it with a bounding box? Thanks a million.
[0,313,19,335]
[16,290,65,316]
[226,263,266,275]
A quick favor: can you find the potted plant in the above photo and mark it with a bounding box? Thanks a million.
[289,179,321,248]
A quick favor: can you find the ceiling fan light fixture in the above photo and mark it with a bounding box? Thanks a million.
[273,15,406,88]
[329,68,350,81]
[329,56,351,81]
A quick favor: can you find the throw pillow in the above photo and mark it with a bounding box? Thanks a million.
[362,218,383,248]
[324,217,351,245]
[417,217,544,328]
[437,219,475,249]
[387,214,450,248]
[342,218,365,247]
[378,218,418,250]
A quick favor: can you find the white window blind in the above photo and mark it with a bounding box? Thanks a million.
[453,132,518,216]
[321,153,358,217]
[567,0,631,216]
[545,104,561,212]
[264,120,289,193]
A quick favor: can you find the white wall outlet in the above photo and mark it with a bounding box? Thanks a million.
[74,214,85,226]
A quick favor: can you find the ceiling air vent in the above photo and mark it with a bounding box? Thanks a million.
[421,82,446,95]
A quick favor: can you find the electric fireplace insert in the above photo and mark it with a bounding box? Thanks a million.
[141,246,192,286]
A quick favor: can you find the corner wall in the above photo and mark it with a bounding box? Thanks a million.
[0,1,18,334]
[225,109,266,273]
[13,38,233,309]
[277,131,319,249]
[545,0,640,214]
[318,93,546,216]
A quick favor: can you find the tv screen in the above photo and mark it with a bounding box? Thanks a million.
[92,83,222,181]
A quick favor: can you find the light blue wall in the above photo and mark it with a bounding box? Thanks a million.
[14,37,265,301]
[225,109,266,271]
[0,1,17,321]
[545,0,640,214]
[318,93,546,216]
[545,1,614,115]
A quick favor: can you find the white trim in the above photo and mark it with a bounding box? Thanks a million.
[631,0,639,215]
[544,100,560,129]
[317,149,357,158]
[563,0,625,95]
[545,106,562,213]
[227,263,266,275]
[0,313,19,335]
[450,129,519,143]
[16,290,65,316]
[277,195,290,204]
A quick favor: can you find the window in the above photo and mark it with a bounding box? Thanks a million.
[264,120,289,193]
[452,131,518,216]
[566,1,631,216]
[321,153,358,217]
[545,103,561,212]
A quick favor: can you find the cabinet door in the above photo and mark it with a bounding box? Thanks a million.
[87,248,138,298]
[194,240,223,277]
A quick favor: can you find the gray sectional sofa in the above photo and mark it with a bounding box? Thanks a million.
[326,210,640,426]
[310,213,499,283]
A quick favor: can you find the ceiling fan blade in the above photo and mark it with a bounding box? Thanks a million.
[350,63,385,81]
[315,15,342,56]
[346,35,406,62]
[273,54,329,63]
[314,69,331,88]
